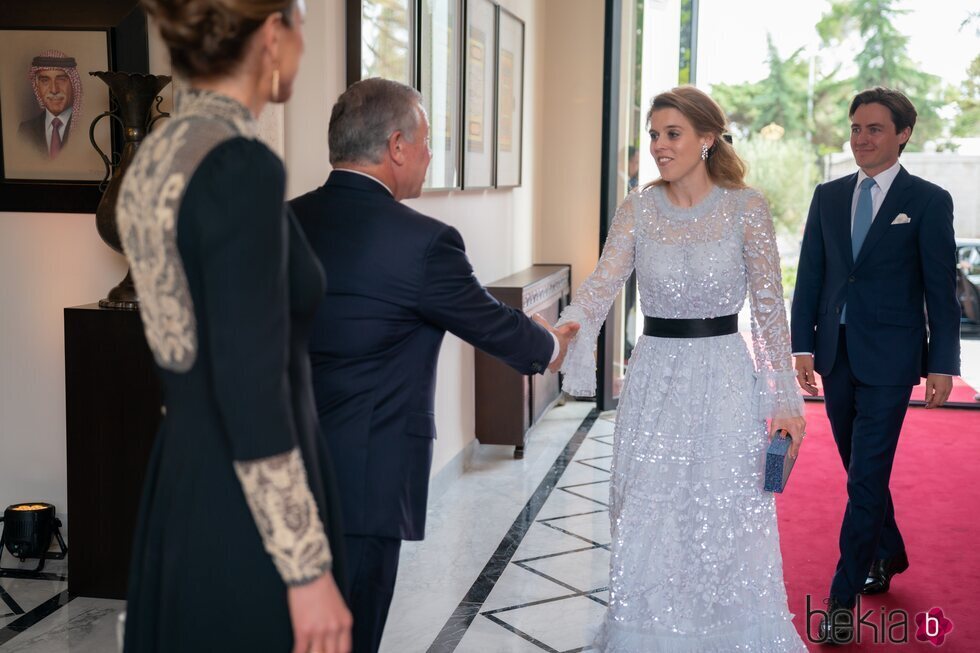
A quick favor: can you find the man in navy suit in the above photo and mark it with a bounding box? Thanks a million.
[792,87,960,644]
[290,78,579,653]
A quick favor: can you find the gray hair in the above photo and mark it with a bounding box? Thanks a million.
[328,78,423,165]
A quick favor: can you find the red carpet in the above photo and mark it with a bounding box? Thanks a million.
[776,403,980,651]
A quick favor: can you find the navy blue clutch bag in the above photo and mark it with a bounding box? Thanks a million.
[763,430,796,493]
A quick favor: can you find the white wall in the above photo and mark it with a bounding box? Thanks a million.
[534,0,605,292]
[0,215,127,531]
[0,0,603,529]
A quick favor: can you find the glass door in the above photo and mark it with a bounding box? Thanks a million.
[597,0,694,409]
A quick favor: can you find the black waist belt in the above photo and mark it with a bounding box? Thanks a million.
[643,314,738,338]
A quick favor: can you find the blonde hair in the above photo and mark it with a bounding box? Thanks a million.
[143,0,295,79]
[646,86,746,190]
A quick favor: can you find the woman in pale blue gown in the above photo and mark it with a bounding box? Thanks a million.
[557,86,807,652]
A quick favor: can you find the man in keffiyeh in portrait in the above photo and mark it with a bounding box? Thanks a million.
[18,49,83,159]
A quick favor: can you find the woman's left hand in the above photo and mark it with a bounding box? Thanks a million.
[770,416,805,459]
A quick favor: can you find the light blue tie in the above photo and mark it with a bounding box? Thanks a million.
[852,177,877,259]
[841,177,876,324]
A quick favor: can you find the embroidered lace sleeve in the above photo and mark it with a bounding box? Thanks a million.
[556,194,637,396]
[742,190,804,420]
[234,449,332,585]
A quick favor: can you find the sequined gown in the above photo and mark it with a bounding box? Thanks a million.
[558,184,806,652]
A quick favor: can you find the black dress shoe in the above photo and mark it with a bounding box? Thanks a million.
[861,551,909,595]
[817,598,854,645]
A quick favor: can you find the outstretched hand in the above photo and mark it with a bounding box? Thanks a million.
[533,314,580,373]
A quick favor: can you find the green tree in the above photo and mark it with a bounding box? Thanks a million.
[951,12,980,137]
[711,34,807,134]
[949,56,980,138]
[736,135,821,236]
[363,0,412,83]
[816,0,944,149]
[753,36,810,134]
[809,73,854,153]
[711,33,849,153]
[678,0,695,84]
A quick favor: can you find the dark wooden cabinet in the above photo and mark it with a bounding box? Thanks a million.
[475,265,571,457]
[64,305,161,599]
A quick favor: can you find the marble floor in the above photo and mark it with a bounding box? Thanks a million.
[0,400,609,652]
[381,401,611,653]
[0,557,125,652]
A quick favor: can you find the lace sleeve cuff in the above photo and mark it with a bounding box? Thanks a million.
[557,305,597,397]
[753,369,804,421]
[233,447,333,586]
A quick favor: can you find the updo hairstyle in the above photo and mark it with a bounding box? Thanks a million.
[142,0,295,79]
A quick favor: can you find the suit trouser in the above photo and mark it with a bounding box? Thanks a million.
[823,327,913,606]
[344,534,402,653]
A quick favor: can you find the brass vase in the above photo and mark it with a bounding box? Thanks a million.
[89,71,172,310]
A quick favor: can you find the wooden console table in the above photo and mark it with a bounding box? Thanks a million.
[64,304,161,599]
[475,264,571,458]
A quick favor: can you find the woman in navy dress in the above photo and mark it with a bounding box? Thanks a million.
[117,1,350,651]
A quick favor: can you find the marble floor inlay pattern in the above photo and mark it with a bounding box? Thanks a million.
[441,407,613,653]
[0,559,125,652]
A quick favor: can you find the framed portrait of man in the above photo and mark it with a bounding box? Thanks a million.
[0,1,149,213]
[0,34,112,182]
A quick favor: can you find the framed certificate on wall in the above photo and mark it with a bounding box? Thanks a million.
[420,0,461,191]
[495,6,524,188]
[462,0,496,189]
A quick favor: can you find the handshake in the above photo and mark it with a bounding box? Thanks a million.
[533,314,580,374]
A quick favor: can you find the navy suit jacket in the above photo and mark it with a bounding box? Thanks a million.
[290,171,555,540]
[791,166,960,385]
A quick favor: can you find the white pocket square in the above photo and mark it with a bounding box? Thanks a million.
[891,213,911,225]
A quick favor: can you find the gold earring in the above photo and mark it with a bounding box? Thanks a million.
[271,69,280,102]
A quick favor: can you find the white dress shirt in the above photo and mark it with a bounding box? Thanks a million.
[331,168,562,365]
[849,159,901,228]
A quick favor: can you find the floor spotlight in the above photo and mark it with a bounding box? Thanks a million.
[0,502,68,576]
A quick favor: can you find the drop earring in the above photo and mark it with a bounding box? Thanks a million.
[700,142,709,160]
[271,69,280,102]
